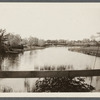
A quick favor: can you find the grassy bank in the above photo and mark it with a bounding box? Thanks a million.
[4,46,45,54]
[24,46,45,51]
[68,46,100,57]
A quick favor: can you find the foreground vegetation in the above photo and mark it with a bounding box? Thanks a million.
[0,65,95,92]
[0,85,13,92]
[0,76,95,92]
[33,77,94,92]
[33,66,95,92]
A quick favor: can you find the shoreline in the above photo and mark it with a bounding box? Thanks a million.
[23,46,45,51]
[68,46,100,57]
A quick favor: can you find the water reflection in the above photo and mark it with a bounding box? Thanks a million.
[0,54,3,71]
[0,47,100,71]
[0,53,9,71]
[29,50,37,60]
[1,54,20,71]
[0,47,100,92]
[24,78,30,92]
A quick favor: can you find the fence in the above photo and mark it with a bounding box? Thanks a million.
[0,69,100,78]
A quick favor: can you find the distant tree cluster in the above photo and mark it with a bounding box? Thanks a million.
[28,36,45,47]
[0,29,46,53]
[0,28,99,54]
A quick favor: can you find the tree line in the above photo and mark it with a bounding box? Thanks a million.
[0,28,99,53]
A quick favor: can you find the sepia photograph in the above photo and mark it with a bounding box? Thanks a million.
[0,2,100,96]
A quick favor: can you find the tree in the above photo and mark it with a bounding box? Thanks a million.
[8,34,22,47]
[0,29,8,53]
[38,39,45,46]
[90,35,96,41]
[82,38,90,43]
[32,37,38,46]
[21,38,28,45]
[28,37,38,47]
[28,36,34,48]
[0,29,6,45]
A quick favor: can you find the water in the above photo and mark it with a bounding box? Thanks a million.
[0,47,100,92]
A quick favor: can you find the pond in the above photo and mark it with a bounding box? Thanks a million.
[0,47,100,92]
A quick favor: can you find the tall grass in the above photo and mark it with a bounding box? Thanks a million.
[34,65,74,71]
[0,85,13,92]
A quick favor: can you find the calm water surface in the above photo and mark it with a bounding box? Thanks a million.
[0,47,100,92]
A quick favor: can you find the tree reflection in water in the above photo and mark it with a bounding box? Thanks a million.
[29,50,37,58]
[0,53,20,71]
[0,54,5,71]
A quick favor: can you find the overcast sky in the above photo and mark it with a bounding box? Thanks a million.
[0,3,100,40]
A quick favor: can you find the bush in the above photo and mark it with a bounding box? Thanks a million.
[33,77,95,92]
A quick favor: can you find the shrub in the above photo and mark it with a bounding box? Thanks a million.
[33,77,95,92]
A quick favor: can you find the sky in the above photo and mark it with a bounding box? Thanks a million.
[0,3,100,40]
